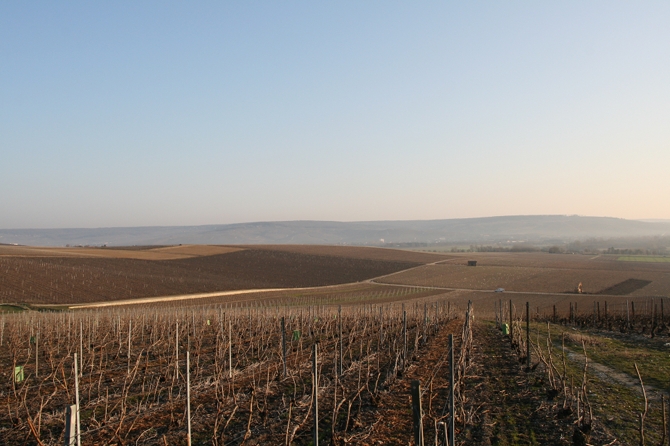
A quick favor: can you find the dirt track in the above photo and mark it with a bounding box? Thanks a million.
[66,287,286,309]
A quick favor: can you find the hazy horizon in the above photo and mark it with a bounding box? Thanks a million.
[2,2,669,229]
[0,214,665,232]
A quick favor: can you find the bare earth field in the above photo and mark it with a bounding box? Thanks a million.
[0,245,435,305]
[440,251,670,272]
[0,244,242,260]
[379,252,670,296]
[242,244,455,263]
[2,247,669,308]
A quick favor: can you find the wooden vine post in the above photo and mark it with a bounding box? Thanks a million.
[64,404,77,446]
[411,380,424,446]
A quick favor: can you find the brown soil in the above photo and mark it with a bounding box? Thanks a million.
[373,318,462,444]
[441,252,670,273]
[0,248,422,305]
[378,262,670,296]
[0,244,242,260]
[243,244,455,263]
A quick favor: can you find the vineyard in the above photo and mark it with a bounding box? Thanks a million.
[1,297,475,445]
[1,248,670,444]
[6,294,668,445]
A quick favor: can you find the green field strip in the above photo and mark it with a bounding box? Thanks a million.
[0,304,26,313]
[617,256,670,262]
[530,322,670,394]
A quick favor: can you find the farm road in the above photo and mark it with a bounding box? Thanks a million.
[67,288,286,309]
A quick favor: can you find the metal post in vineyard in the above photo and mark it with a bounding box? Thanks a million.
[379,305,383,350]
[662,298,665,326]
[338,305,343,376]
[423,303,427,344]
[35,329,39,378]
[281,316,287,377]
[79,321,83,377]
[313,342,319,446]
[448,333,454,446]
[127,319,132,373]
[509,300,513,341]
[74,353,81,446]
[186,351,192,446]
[402,309,407,369]
[526,302,530,369]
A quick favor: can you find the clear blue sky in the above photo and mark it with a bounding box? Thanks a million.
[2,2,669,228]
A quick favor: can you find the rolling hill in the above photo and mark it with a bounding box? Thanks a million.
[1,215,669,247]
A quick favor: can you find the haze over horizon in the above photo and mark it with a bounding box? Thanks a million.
[0,214,665,232]
[2,2,669,230]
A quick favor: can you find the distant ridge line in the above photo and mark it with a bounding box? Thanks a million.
[1,215,669,247]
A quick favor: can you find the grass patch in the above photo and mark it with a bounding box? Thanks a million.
[0,305,26,313]
[538,323,670,395]
[529,322,666,444]
[585,365,664,445]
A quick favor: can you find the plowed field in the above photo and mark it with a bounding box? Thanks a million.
[378,252,670,296]
[240,244,454,263]
[0,246,429,305]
